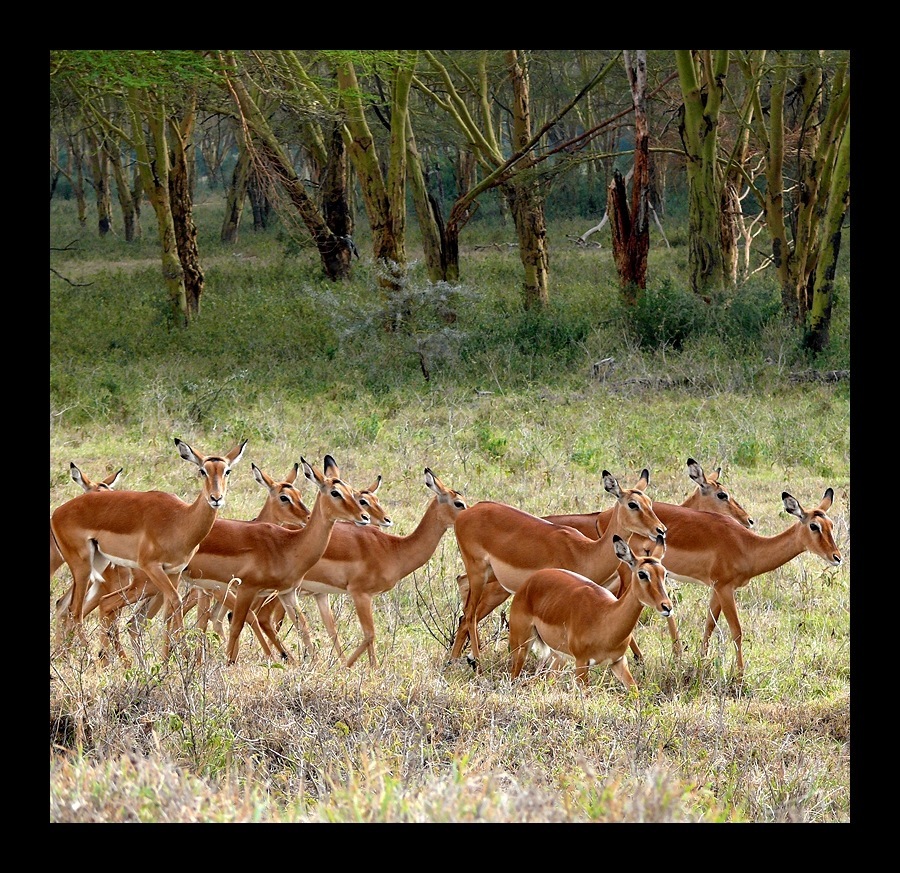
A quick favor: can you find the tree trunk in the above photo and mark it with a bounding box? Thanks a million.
[805,118,850,353]
[608,50,651,301]
[676,50,728,297]
[85,127,113,236]
[220,52,351,280]
[221,136,251,244]
[106,139,138,242]
[504,180,550,309]
[408,119,449,282]
[321,122,353,239]
[248,172,270,231]
[505,50,549,309]
[126,87,189,326]
[168,98,204,319]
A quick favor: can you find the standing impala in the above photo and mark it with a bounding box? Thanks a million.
[450,468,667,672]
[50,438,247,658]
[183,455,371,665]
[625,487,842,678]
[50,462,123,581]
[248,468,468,668]
[457,458,754,661]
[509,533,672,689]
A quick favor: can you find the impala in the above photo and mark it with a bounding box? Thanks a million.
[449,468,667,671]
[191,468,394,654]
[92,461,315,664]
[50,438,247,658]
[246,468,468,668]
[509,533,671,689]
[183,455,371,665]
[50,462,123,580]
[457,457,754,661]
[625,487,842,677]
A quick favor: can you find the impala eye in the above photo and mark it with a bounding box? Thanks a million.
[628,501,639,511]
[717,491,728,500]
[330,489,342,498]
[638,571,649,582]
[279,495,290,503]
[810,522,821,533]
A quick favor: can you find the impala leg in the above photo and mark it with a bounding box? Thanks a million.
[507,610,533,681]
[666,614,683,659]
[701,588,723,658]
[252,598,289,662]
[608,656,637,691]
[574,660,593,688]
[312,593,346,664]
[225,586,259,665]
[713,584,744,678]
[344,592,377,669]
[277,588,316,662]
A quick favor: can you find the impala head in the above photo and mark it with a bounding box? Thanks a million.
[175,437,247,510]
[613,533,673,617]
[602,468,667,539]
[424,467,468,524]
[355,475,393,528]
[782,487,842,566]
[302,454,371,526]
[685,458,754,528]
[69,462,123,492]
[251,462,313,527]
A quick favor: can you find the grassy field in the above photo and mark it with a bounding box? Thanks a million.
[49,193,851,822]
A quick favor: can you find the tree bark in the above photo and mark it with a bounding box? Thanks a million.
[608,50,651,301]
[676,50,728,297]
[805,117,850,353]
[168,95,204,319]
[221,132,251,244]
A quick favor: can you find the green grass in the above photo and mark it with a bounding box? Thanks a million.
[50,193,850,822]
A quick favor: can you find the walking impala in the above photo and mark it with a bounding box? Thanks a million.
[182,455,371,665]
[91,461,315,664]
[244,468,468,668]
[625,487,842,677]
[456,458,754,661]
[50,438,247,658]
[450,468,667,672]
[509,533,671,690]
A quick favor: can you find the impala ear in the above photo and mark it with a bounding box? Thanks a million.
[820,487,834,512]
[228,439,248,466]
[175,438,202,467]
[782,492,803,519]
[686,458,705,486]
[251,463,270,489]
[651,533,666,560]
[323,454,339,478]
[612,533,635,567]
[302,458,324,491]
[285,462,300,485]
[602,471,621,498]
[636,468,650,490]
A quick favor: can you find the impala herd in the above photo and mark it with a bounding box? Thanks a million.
[49,439,844,689]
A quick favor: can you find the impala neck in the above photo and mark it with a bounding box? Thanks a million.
[742,522,809,578]
[185,491,222,544]
[591,503,637,577]
[387,498,453,580]
[296,493,342,559]
[605,569,649,650]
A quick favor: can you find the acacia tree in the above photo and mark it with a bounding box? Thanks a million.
[415,50,617,307]
[51,50,213,325]
[218,52,354,280]
[740,50,850,328]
